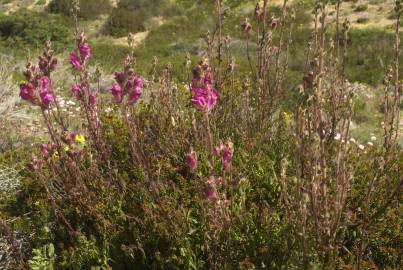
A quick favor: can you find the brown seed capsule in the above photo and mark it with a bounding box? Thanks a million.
[241,18,252,33]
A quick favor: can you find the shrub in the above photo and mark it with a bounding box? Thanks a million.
[356,17,369,24]
[344,29,403,85]
[0,9,72,52]
[48,0,112,20]
[354,4,368,12]
[104,0,169,37]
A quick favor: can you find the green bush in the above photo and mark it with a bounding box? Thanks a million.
[105,7,147,36]
[48,0,112,20]
[344,29,403,85]
[104,0,169,37]
[356,17,369,24]
[354,4,368,12]
[0,9,72,52]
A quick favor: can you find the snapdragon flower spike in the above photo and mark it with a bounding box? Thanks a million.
[40,143,57,160]
[187,148,198,173]
[110,84,122,103]
[191,88,220,112]
[62,132,78,145]
[70,53,83,71]
[69,33,91,71]
[19,83,36,104]
[79,41,91,61]
[20,42,58,108]
[110,55,144,105]
[71,84,81,99]
[40,144,50,159]
[39,76,55,108]
[89,92,98,107]
[214,140,234,171]
[127,77,144,105]
[204,185,217,203]
[191,64,220,112]
[20,77,55,108]
[38,40,58,76]
[222,146,233,170]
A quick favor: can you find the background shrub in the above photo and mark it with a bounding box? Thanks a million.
[48,0,112,20]
[0,9,72,52]
[104,0,169,37]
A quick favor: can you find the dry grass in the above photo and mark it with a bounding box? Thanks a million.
[327,0,397,30]
[0,0,51,14]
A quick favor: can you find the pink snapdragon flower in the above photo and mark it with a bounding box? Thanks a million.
[39,76,54,108]
[110,71,144,105]
[127,77,144,105]
[20,77,54,108]
[222,147,233,170]
[19,83,35,103]
[40,144,50,159]
[187,148,198,173]
[203,177,224,203]
[71,84,81,99]
[191,88,220,112]
[69,53,83,71]
[40,143,57,160]
[110,84,122,103]
[214,141,234,171]
[70,33,91,71]
[79,42,91,61]
[190,64,219,112]
[89,92,98,107]
[204,185,217,203]
[41,93,55,108]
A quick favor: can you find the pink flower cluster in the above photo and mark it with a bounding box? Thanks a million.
[187,148,198,173]
[214,141,234,171]
[69,34,91,71]
[19,44,58,109]
[110,62,144,105]
[40,143,57,160]
[68,34,99,108]
[39,77,55,108]
[191,64,220,112]
[204,177,224,203]
[71,81,97,107]
[19,75,55,109]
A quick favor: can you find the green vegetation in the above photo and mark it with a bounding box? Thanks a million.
[345,28,403,85]
[48,0,112,19]
[354,3,369,12]
[104,0,174,37]
[0,9,72,52]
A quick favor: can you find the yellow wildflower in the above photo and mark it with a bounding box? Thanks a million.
[283,111,293,123]
[76,134,85,146]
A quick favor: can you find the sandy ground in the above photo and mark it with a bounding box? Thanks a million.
[325,0,397,30]
[0,0,51,14]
